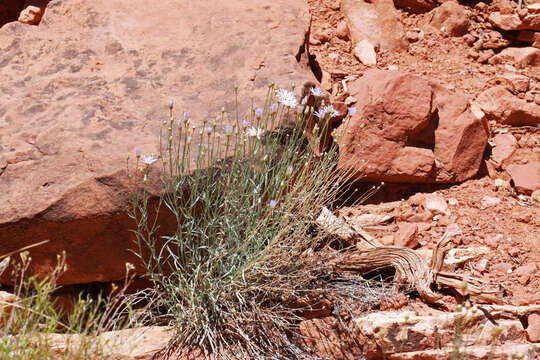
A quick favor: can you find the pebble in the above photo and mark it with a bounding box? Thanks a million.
[481,196,501,208]
[336,21,350,40]
[491,262,513,274]
[353,40,377,66]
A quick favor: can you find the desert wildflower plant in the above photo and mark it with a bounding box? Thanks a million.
[128,83,381,358]
[0,246,147,360]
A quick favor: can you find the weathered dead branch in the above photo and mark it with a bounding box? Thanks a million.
[316,207,501,305]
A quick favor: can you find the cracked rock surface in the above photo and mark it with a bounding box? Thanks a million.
[0,0,314,285]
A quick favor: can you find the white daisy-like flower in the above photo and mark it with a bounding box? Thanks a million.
[314,108,327,119]
[247,126,264,140]
[141,154,158,165]
[315,105,338,119]
[310,87,324,97]
[276,88,298,109]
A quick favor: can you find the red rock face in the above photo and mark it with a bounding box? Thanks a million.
[0,0,24,28]
[335,70,489,184]
[0,0,315,285]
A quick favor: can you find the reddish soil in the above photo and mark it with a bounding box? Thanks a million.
[304,0,540,355]
[306,0,539,97]
[342,174,540,306]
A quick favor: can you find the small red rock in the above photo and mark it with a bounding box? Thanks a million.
[514,263,537,284]
[488,47,540,68]
[475,86,540,126]
[336,20,350,40]
[380,235,395,246]
[492,0,516,13]
[415,222,431,232]
[517,8,529,19]
[482,30,512,50]
[342,0,406,51]
[492,262,513,274]
[481,195,501,208]
[407,211,433,223]
[463,33,476,46]
[430,2,469,37]
[527,313,540,342]
[312,26,332,43]
[475,258,489,272]
[394,222,419,248]
[18,4,47,26]
[532,189,540,202]
[506,162,540,195]
[478,49,495,63]
[491,133,517,167]
[508,246,520,257]
[492,72,531,93]
[424,194,449,215]
[406,30,422,43]
[468,49,480,59]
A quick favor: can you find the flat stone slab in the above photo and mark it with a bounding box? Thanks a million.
[0,0,314,284]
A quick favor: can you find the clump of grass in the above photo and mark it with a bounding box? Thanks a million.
[129,84,368,358]
[0,250,146,359]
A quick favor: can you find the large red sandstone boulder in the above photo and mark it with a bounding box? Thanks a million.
[335,70,489,183]
[0,0,314,285]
